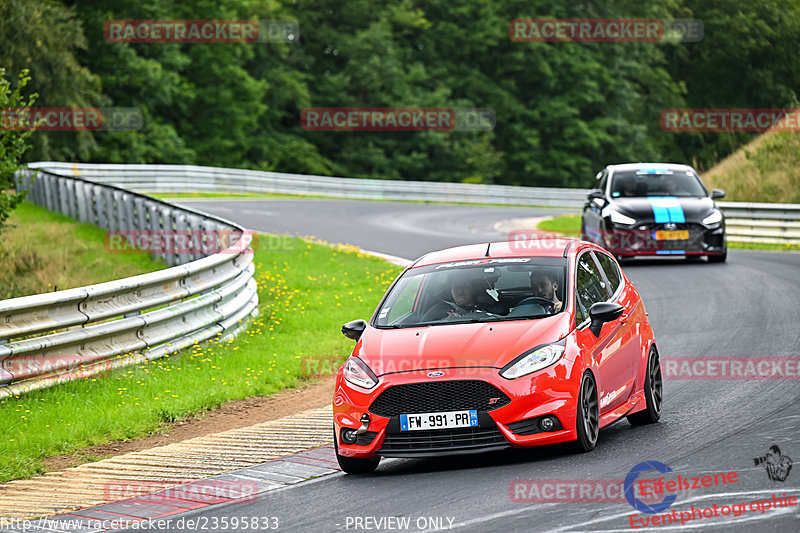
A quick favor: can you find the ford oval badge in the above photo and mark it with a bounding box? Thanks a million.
[427,371,445,377]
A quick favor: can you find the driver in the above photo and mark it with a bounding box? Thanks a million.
[423,274,501,321]
[620,177,637,197]
[528,270,563,313]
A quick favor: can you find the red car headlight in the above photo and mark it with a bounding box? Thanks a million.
[343,356,379,389]
[500,340,566,379]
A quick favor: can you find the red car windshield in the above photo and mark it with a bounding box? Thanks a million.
[374,257,568,328]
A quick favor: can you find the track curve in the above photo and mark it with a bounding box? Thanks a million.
[159,198,800,532]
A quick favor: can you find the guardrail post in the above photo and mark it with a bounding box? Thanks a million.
[175,213,190,265]
[43,173,55,212]
[162,206,179,266]
[119,192,135,231]
[57,177,69,215]
[187,213,204,261]
[76,182,90,223]
[148,203,162,261]
[97,187,114,231]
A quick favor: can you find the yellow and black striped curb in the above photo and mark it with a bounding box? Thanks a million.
[0,406,334,523]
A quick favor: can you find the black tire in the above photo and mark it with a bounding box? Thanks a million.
[334,427,380,474]
[708,249,727,263]
[627,348,663,425]
[573,372,599,453]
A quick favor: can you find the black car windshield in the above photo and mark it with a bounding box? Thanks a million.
[610,169,708,198]
[373,257,568,328]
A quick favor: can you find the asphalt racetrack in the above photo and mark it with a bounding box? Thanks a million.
[160,198,800,532]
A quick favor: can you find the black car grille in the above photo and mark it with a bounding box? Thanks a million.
[608,223,706,252]
[378,425,508,456]
[368,380,511,417]
[651,223,704,251]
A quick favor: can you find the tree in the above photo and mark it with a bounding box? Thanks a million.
[0,0,103,161]
[0,68,37,231]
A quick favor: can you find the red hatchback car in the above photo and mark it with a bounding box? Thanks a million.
[333,238,662,473]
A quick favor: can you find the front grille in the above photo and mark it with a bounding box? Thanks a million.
[368,380,511,417]
[378,426,508,456]
[650,223,704,240]
[610,223,706,253]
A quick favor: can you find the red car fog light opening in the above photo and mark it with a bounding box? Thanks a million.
[540,416,556,431]
[341,413,371,444]
[341,428,358,444]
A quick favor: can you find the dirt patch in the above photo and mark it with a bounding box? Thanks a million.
[42,376,336,472]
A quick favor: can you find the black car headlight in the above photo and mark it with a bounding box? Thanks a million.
[603,207,637,226]
[500,339,567,379]
[702,209,723,225]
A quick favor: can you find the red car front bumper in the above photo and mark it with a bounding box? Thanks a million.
[333,358,582,459]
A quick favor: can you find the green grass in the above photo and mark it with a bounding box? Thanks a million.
[536,214,581,235]
[726,241,800,252]
[702,131,800,204]
[0,234,401,482]
[0,202,165,299]
[536,214,800,252]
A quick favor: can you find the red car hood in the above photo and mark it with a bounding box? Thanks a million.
[359,315,571,376]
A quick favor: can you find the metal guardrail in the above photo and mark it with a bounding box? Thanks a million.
[0,169,258,398]
[1,163,795,395]
[717,201,800,244]
[27,162,591,208]
[27,162,800,245]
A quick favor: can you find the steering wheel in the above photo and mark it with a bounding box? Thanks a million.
[515,297,556,313]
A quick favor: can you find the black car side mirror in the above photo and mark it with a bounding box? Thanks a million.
[588,189,606,203]
[588,302,624,337]
[711,188,725,200]
[342,319,367,341]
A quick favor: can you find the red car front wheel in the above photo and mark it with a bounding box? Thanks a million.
[574,372,599,453]
[334,426,381,474]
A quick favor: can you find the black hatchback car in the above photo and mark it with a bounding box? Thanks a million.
[581,163,727,262]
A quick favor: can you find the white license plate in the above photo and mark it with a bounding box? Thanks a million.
[400,410,478,431]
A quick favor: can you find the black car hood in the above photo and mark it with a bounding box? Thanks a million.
[610,196,716,224]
